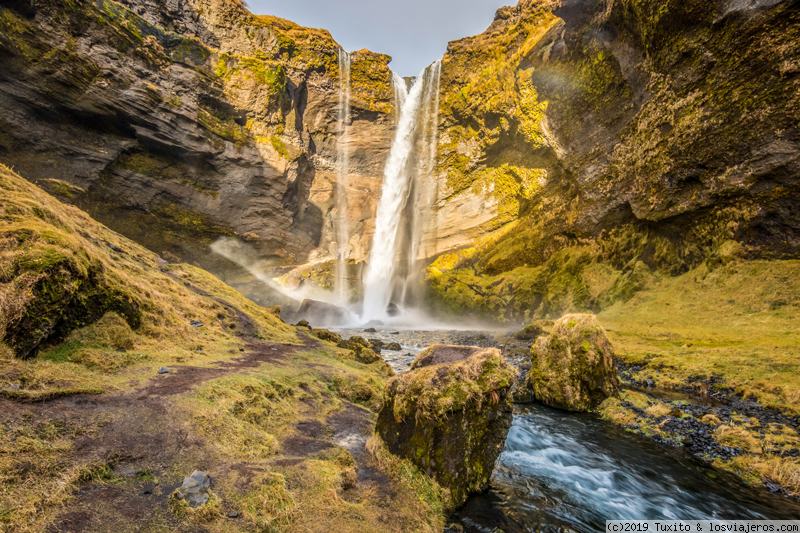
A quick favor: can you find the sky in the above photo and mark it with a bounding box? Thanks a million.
[248,0,513,77]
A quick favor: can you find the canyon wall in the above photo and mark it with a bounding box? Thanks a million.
[0,0,395,281]
[426,0,800,321]
[1,0,798,320]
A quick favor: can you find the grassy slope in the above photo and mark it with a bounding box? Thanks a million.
[592,260,800,496]
[0,165,444,532]
[599,260,800,414]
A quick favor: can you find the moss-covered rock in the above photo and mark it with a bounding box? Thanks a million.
[409,344,484,370]
[513,319,554,340]
[374,348,516,510]
[525,314,619,411]
[313,328,342,344]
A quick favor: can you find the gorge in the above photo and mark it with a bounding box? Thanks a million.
[1,0,800,531]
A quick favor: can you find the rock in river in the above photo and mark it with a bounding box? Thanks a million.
[525,314,619,411]
[374,346,516,509]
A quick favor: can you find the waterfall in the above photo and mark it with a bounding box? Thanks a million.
[403,61,441,304]
[334,49,351,302]
[361,62,441,322]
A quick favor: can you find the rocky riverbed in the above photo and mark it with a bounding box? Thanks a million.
[335,326,800,501]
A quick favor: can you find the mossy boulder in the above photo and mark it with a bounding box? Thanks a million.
[374,348,516,510]
[409,344,484,370]
[513,319,555,341]
[313,329,342,344]
[336,336,381,364]
[525,314,619,411]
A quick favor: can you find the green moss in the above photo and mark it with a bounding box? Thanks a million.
[389,350,515,421]
[269,135,289,158]
[197,108,249,148]
[349,50,394,114]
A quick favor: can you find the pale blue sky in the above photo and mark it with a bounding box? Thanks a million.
[249,0,513,76]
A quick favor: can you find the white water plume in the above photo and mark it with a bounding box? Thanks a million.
[402,60,441,304]
[334,49,351,303]
[361,62,441,323]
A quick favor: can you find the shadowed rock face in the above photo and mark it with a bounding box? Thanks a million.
[0,0,395,276]
[375,349,516,510]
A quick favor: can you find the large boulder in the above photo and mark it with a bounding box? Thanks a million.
[525,314,619,411]
[293,299,352,328]
[410,344,484,370]
[374,347,516,509]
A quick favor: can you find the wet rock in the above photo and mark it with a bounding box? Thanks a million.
[364,327,377,333]
[374,348,516,509]
[176,470,211,507]
[158,367,169,374]
[410,344,485,370]
[294,299,351,328]
[384,342,402,351]
[525,314,619,411]
[513,319,555,340]
[386,303,401,317]
[368,339,385,352]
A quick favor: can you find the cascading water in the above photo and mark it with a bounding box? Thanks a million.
[361,62,441,322]
[334,49,351,303]
[402,61,441,305]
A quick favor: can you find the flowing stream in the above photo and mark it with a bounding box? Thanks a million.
[334,328,800,530]
[452,403,800,531]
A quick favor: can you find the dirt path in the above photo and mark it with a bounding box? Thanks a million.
[0,330,412,532]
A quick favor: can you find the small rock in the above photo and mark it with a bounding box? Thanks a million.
[6,384,21,391]
[364,327,377,333]
[116,347,127,353]
[226,512,239,518]
[239,348,245,352]
[158,367,169,374]
[271,348,277,351]
[196,347,203,352]
[190,321,203,327]
[176,470,211,507]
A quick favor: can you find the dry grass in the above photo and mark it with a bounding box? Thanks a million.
[723,455,800,496]
[714,425,763,454]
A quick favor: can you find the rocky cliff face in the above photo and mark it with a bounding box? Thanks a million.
[1,0,798,320]
[0,0,395,278]
[426,0,800,321]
